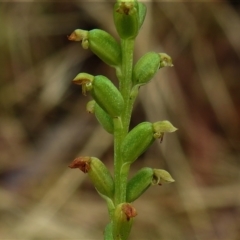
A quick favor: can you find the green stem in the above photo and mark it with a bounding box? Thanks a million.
[113,117,124,206]
[104,222,114,240]
[114,39,135,206]
[120,39,134,135]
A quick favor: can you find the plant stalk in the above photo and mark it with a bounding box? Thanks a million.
[114,39,135,206]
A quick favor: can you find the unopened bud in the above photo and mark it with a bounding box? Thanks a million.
[95,103,114,134]
[69,157,114,199]
[121,122,154,164]
[113,2,139,39]
[121,121,177,164]
[133,52,173,87]
[113,203,137,239]
[73,73,124,117]
[126,167,154,202]
[68,29,121,68]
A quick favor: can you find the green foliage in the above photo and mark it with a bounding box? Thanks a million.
[68,1,176,239]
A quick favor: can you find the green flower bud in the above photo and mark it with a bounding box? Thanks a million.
[126,167,154,202]
[86,100,114,134]
[113,1,139,39]
[69,156,114,199]
[113,203,137,240]
[153,169,175,185]
[121,122,154,164]
[126,168,175,202]
[68,29,121,68]
[121,121,177,164]
[133,52,173,87]
[95,102,114,134]
[73,73,124,117]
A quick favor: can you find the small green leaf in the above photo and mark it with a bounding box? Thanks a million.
[137,2,147,30]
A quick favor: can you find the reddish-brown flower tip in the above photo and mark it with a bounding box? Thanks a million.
[67,32,77,41]
[68,157,91,173]
[122,203,137,221]
[67,33,76,41]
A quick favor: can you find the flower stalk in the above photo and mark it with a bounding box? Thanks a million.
[68,1,176,239]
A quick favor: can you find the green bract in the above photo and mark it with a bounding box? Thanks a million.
[137,2,147,30]
[68,29,121,68]
[126,167,153,202]
[73,73,124,117]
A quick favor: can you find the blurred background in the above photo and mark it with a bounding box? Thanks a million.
[1,1,240,239]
